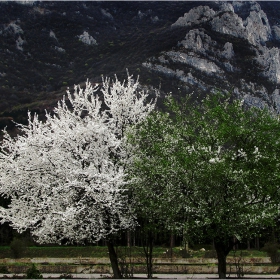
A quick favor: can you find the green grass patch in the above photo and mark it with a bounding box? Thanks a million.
[228,250,267,258]
[0,246,271,259]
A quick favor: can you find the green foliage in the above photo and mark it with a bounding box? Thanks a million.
[230,250,245,278]
[204,250,217,258]
[0,265,9,274]
[25,264,42,279]
[129,92,280,243]
[128,92,280,279]
[180,249,192,258]
[116,247,135,278]
[262,242,280,264]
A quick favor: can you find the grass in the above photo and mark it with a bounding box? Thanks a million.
[0,246,269,259]
[228,250,267,258]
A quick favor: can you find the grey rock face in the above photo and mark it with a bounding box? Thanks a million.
[171,6,216,27]
[272,89,280,113]
[179,29,234,61]
[100,8,113,20]
[142,63,208,91]
[244,9,271,45]
[173,1,271,47]
[211,4,271,46]
[166,51,224,76]
[16,36,25,51]
[218,2,235,13]
[180,29,206,52]
[243,94,268,109]
[144,1,280,111]
[211,12,247,39]
[272,25,280,41]
[77,31,97,45]
[234,80,275,110]
[256,47,280,84]
[221,42,234,60]
[2,22,24,35]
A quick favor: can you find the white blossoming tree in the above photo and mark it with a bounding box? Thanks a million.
[0,74,156,278]
[129,93,280,279]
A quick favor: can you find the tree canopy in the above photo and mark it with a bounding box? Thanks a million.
[0,74,157,278]
[128,93,280,278]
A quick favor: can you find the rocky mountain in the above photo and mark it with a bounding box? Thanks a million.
[1,1,280,131]
[144,1,280,111]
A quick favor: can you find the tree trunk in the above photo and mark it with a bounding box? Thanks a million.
[215,242,227,279]
[255,236,259,250]
[127,230,131,247]
[214,238,234,279]
[107,240,122,279]
[233,236,238,250]
[247,238,250,250]
[133,231,135,247]
[170,233,175,259]
[147,243,153,279]
[142,230,154,279]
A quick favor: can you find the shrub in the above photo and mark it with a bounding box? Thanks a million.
[25,264,43,279]
[262,242,280,264]
[180,249,192,258]
[0,266,9,273]
[204,250,217,258]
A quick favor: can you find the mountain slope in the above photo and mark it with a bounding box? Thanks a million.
[143,1,280,111]
[1,1,280,131]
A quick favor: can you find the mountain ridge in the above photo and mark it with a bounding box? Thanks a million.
[1,1,280,132]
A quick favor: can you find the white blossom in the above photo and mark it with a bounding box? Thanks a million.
[0,74,156,244]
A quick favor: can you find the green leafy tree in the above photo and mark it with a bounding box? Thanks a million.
[127,111,183,278]
[25,264,43,279]
[129,93,280,279]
